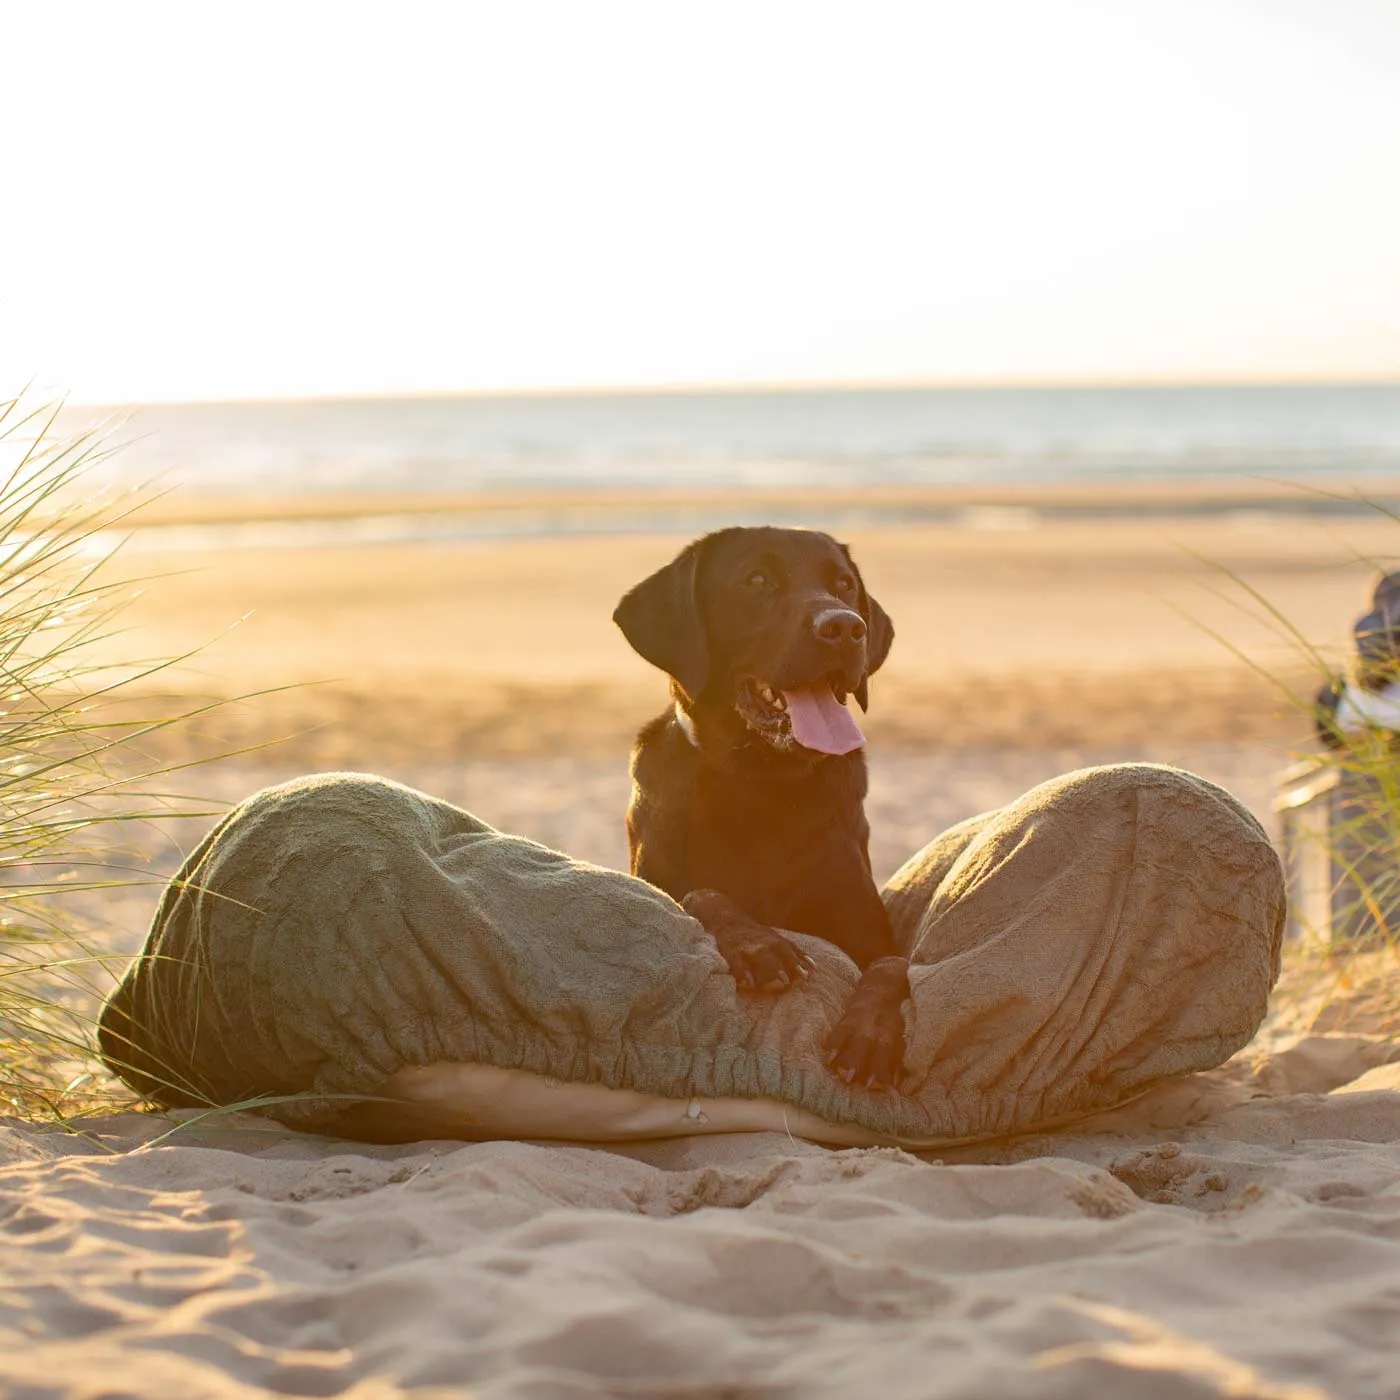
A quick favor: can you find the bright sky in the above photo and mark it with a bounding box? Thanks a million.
[3,0,1400,403]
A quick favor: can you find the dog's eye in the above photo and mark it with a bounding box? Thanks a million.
[745,570,771,589]
[834,575,856,595]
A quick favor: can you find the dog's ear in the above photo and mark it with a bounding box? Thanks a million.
[841,544,894,713]
[853,594,894,712]
[613,539,710,701]
[1373,572,1400,611]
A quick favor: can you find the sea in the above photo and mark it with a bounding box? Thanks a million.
[48,381,1400,546]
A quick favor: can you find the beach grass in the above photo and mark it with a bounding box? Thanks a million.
[1198,520,1400,1028]
[0,391,235,1120]
[1282,726,1400,1027]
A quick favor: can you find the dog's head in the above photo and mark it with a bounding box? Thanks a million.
[613,526,894,755]
[1354,571,1400,690]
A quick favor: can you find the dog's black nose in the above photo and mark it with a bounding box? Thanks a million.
[813,608,867,645]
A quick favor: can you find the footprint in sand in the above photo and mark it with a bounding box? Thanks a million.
[1108,1142,1234,1208]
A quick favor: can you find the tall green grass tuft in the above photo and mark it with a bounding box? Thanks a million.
[1200,518,1400,1030]
[0,390,222,1120]
[1278,682,1400,1027]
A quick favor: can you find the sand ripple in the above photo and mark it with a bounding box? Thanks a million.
[5,1025,1400,1398]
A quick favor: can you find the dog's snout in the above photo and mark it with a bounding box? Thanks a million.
[813,608,867,645]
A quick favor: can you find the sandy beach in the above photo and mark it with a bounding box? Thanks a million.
[82,499,1395,869]
[7,492,1400,1397]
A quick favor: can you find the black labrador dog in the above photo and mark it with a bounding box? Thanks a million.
[1316,571,1400,747]
[613,526,909,1089]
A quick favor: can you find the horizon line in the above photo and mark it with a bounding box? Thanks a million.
[59,369,1400,411]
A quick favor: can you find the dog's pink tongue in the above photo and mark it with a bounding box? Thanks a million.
[782,685,866,755]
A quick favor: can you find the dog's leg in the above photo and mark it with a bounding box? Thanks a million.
[682,889,816,993]
[822,957,910,1090]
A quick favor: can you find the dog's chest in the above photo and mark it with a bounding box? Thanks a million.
[687,762,871,895]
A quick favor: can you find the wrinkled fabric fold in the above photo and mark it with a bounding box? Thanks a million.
[99,764,1284,1142]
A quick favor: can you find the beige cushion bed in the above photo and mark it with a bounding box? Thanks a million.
[98,763,1284,1147]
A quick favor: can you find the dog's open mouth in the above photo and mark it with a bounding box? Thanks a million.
[736,675,866,755]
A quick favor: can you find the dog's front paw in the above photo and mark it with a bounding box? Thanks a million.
[717,932,814,995]
[823,999,905,1091]
[680,889,815,994]
[823,956,909,1090]
[725,926,816,993]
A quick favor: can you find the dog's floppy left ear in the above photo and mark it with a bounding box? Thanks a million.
[841,545,894,713]
[613,539,710,701]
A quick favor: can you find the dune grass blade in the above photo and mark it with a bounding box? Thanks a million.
[1195,506,1400,1024]
[0,393,259,1120]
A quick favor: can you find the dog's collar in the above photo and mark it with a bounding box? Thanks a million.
[673,702,700,748]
